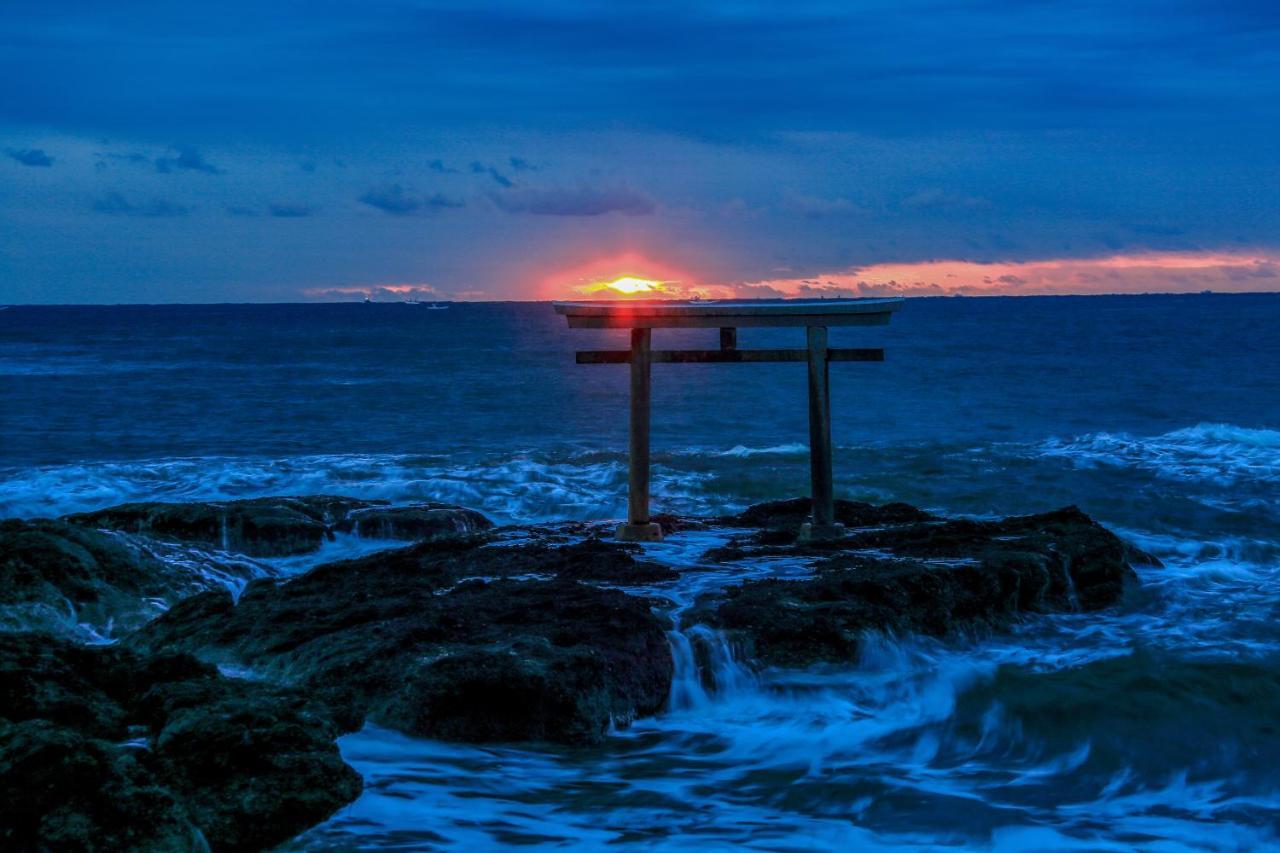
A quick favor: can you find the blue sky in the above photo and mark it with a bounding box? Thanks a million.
[2,1,1278,301]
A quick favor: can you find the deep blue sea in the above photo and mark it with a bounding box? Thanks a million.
[3,295,1280,850]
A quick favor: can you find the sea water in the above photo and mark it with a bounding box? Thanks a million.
[2,295,1278,848]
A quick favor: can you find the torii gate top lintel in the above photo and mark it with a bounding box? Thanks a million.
[553,298,903,542]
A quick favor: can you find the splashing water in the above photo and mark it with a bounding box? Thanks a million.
[4,300,1280,848]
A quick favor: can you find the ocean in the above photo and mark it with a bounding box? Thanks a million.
[3,294,1279,849]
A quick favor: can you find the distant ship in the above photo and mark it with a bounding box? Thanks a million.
[427,303,449,310]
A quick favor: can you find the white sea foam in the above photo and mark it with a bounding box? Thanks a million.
[0,452,725,525]
[715,442,808,457]
[1037,422,1280,485]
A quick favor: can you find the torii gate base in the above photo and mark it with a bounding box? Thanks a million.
[553,299,902,543]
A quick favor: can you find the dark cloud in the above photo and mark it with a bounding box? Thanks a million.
[3,2,1280,300]
[492,185,655,216]
[470,161,513,188]
[358,183,464,215]
[268,203,314,218]
[299,160,317,173]
[6,148,53,167]
[154,145,223,175]
[900,188,989,212]
[3,3,1278,151]
[95,151,151,171]
[784,194,860,218]
[91,192,189,217]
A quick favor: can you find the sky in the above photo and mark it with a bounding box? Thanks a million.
[2,0,1278,302]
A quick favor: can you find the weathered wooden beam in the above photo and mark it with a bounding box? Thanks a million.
[566,313,892,329]
[806,325,837,533]
[617,328,662,542]
[719,327,737,350]
[575,348,884,364]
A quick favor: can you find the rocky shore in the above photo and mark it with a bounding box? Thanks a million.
[0,495,1152,850]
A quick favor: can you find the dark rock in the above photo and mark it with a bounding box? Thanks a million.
[722,497,937,533]
[131,538,674,745]
[0,518,268,638]
[650,512,711,535]
[0,719,200,852]
[337,502,491,542]
[65,495,492,557]
[692,506,1142,667]
[706,499,940,558]
[0,632,360,852]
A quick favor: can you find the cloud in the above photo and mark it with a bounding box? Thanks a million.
[6,148,53,167]
[358,184,464,215]
[154,145,224,175]
[493,185,655,216]
[731,251,1280,297]
[91,192,189,217]
[509,156,539,172]
[428,159,458,174]
[94,151,151,172]
[471,161,513,187]
[303,283,442,300]
[900,188,989,212]
[784,194,861,218]
[268,203,314,218]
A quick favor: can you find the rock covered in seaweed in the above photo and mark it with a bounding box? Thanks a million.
[0,632,360,852]
[692,504,1147,667]
[722,497,937,532]
[0,518,270,639]
[65,495,491,557]
[130,537,674,745]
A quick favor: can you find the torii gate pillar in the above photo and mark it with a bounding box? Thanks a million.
[553,298,902,543]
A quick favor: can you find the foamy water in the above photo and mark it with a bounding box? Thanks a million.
[4,299,1279,849]
[286,520,1280,850]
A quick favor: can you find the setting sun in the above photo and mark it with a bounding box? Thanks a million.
[587,276,664,295]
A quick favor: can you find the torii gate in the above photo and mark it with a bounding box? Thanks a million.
[554,298,902,542]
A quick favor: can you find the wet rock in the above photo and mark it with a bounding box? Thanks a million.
[704,498,940,557]
[131,538,674,745]
[337,502,490,542]
[0,719,200,852]
[65,495,492,557]
[0,518,268,638]
[693,506,1143,667]
[0,632,360,852]
[722,497,937,533]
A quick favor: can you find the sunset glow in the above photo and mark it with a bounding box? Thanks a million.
[537,252,704,300]
[588,276,664,295]
[529,249,1280,303]
[728,250,1280,299]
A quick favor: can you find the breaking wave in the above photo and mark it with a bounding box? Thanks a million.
[1038,423,1280,486]
[0,451,725,525]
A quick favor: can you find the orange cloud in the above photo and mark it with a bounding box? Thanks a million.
[537,252,708,300]
[303,283,442,300]
[731,250,1280,297]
